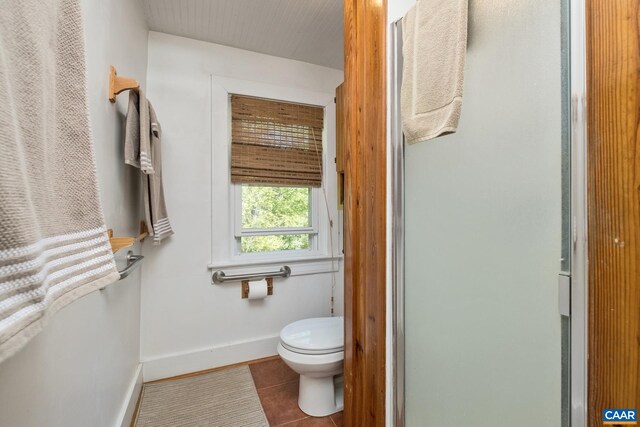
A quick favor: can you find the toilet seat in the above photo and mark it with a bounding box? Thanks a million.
[281,341,342,355]
[278,343,344,366]
[280,316,344,355]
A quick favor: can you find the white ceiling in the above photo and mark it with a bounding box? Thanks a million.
[142,0,344,69]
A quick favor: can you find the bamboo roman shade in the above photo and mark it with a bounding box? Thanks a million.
[231,95,324,187]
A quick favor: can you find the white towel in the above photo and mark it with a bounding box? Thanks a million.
[401,0,468,144]
[0,0,119,362]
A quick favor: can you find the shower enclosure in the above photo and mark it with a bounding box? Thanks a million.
[391,0,586,425]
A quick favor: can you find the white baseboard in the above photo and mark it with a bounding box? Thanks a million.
[141,335,280,382]
[116,364,143,427]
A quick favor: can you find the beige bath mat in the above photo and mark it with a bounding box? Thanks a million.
[134,365,268,426]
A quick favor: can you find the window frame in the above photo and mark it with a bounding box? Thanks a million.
[232,183,321,258]
[208,75,341,273]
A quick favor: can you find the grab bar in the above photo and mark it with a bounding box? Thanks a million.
[211,266,291,284]
[119,251,144,280]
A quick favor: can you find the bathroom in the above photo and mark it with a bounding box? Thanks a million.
[2,0,344,425]
[1,0,639,426]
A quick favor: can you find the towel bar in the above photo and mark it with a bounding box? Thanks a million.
[118,251,144,280]
[211,266,291,284]
[99,251,143,291]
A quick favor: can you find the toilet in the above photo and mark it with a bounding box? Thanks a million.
[278,316,344,417]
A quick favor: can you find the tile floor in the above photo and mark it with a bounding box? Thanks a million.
[249,357,343,427]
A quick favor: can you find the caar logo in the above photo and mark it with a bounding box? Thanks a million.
[603,409,637,425]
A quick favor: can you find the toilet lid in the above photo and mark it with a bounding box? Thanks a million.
[280,316,344,355]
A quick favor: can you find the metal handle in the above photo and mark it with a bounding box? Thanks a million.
[118,251,144,280]
[99,251,144,291]
[211,266,291,284]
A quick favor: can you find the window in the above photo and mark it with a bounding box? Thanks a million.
[230,95,324,256]
[235,185,318,254]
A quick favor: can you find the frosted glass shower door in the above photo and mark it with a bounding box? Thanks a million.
[400,1,567,426]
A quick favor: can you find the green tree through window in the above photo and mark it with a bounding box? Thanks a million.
[241,185,312,253]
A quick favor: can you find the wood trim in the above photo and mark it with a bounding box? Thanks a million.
[335,83,345,175]
[129,387,143,427]
[586,0,640,424]
[343,0,387,425]
[336,83,346,211]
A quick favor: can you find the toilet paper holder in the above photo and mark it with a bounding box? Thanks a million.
[241,278,274,299]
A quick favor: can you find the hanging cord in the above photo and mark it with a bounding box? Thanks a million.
[311,127,337,316]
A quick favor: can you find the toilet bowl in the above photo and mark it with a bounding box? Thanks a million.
[277,316,344,417]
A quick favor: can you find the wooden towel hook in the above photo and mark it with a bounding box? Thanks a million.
[108,65,139,103]
[108,222,149,253]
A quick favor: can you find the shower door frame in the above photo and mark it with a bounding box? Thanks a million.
[390,18,405,427]
[389,0,589,425]
[569,0,588,425]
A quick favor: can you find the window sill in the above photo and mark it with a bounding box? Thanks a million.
[208,255,342,277]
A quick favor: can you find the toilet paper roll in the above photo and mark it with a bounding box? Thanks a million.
[247,279,269,300]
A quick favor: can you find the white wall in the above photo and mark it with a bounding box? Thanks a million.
[389,0,416,22]
[0,1,148,426]
[141,32,344,380]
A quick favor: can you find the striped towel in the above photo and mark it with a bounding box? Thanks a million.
[125,91,174,245]
[0,0,119,362]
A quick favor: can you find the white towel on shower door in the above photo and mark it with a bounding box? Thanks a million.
[401,0,468,144]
